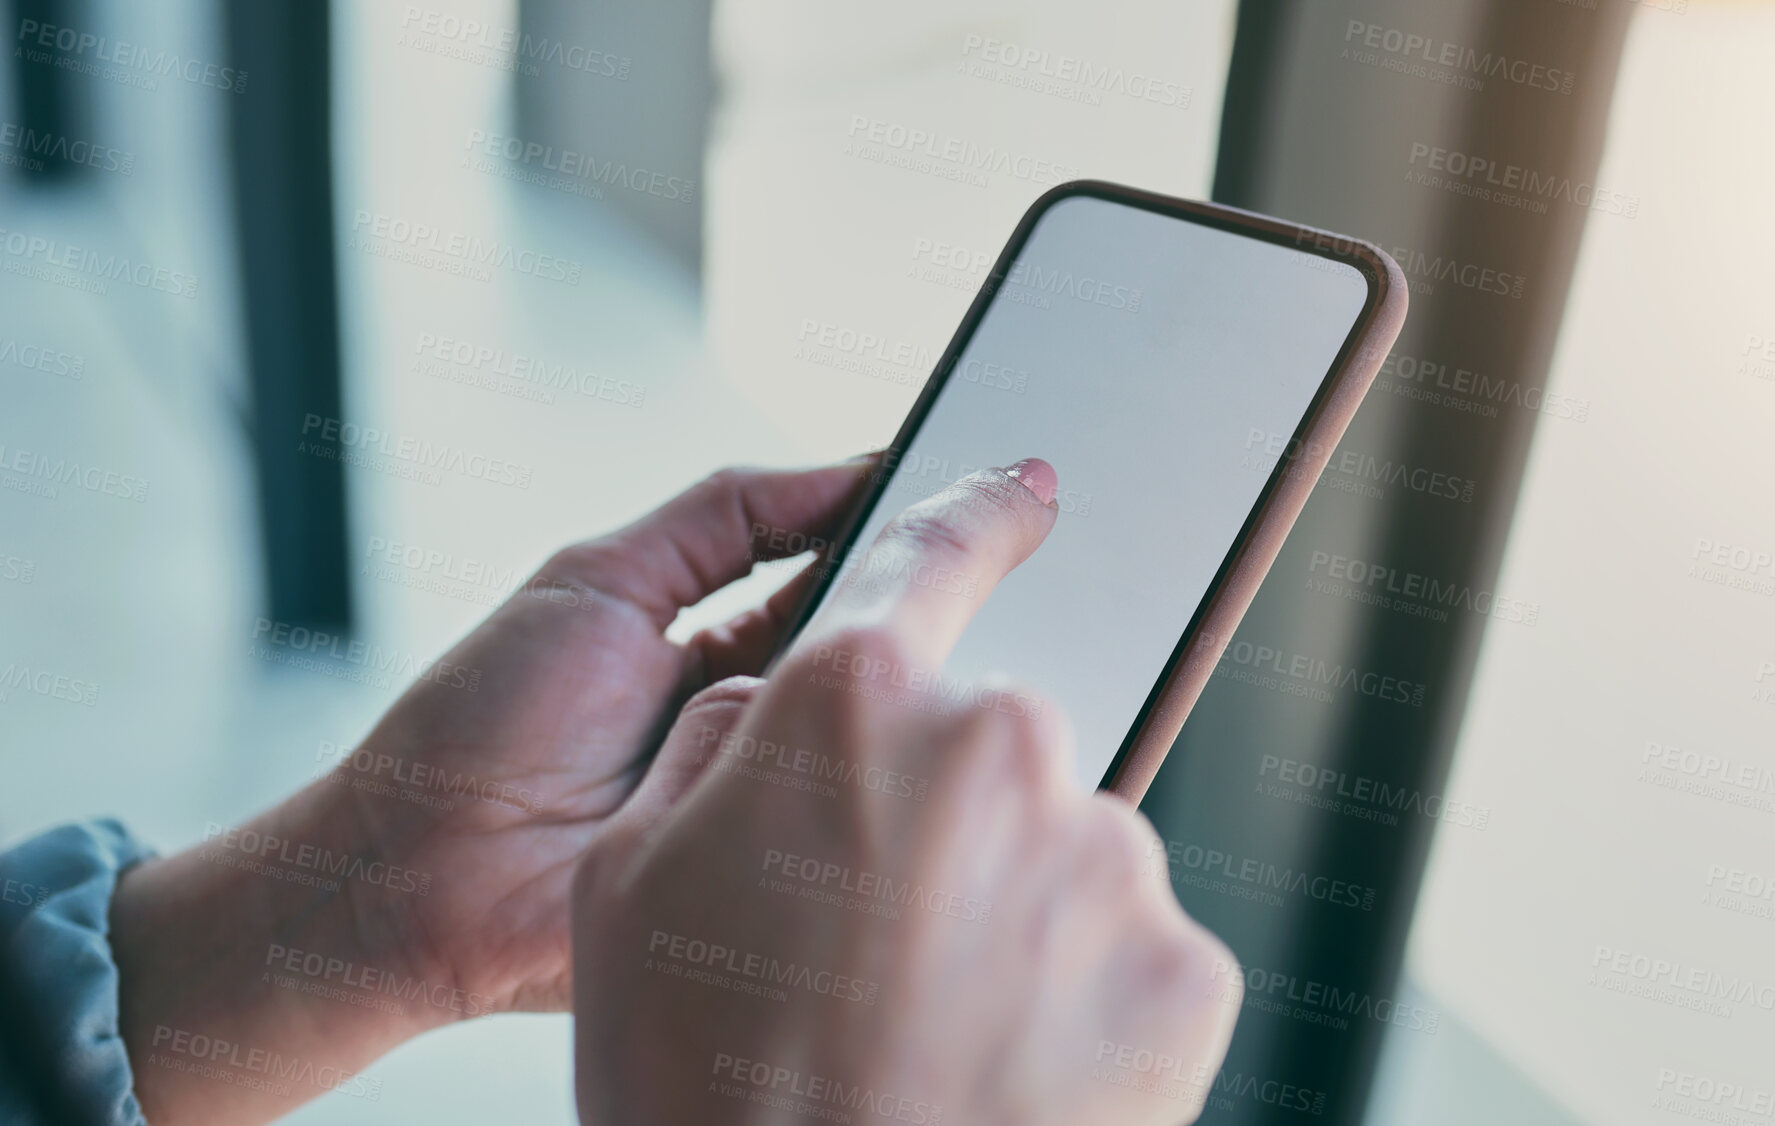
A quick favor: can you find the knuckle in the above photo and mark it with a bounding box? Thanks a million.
[790,624,911,681]
[684,466,756,527]
[682,674,763,715]
[1148,917,1240,1018]
[1196,934,1244,1009]
[878,504,975,562]
[570,828,630,908]
[778,627,910,756]
[946,689,1057,790]
[1101,799,1165,866]
[697,465,751,499]
[674,676,763,743]
[1013,690,1067,749]
[535,543,624,604]
[951,471,1021,514]
[540,541,601,582]
[1074,800,1159,893]
[1188,920,1242,988]
[944,703,1020,768]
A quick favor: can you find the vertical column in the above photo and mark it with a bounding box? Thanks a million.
[1143,2,1633,1120]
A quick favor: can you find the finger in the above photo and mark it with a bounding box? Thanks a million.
[684,557,829,685]
[620,676,763,831]
[801,458,1059,669]
[547,455,879,629]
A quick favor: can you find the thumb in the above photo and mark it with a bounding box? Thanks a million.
[621,676,762,830]
[799,457,1061,670]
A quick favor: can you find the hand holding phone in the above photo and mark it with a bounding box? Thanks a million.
[572,464,1240,1126]
[777,182,1407,798]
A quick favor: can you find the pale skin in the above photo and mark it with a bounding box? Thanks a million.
[109,455,1240,1125]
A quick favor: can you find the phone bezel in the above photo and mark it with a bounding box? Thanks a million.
[773,179,1406,800]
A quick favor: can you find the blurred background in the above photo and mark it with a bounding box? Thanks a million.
[1,0,1771,1123]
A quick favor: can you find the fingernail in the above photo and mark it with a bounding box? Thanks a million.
[1004,458,1058,506]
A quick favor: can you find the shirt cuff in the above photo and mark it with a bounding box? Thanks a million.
[0,819,157,1126]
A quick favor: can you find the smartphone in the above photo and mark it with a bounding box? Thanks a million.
[776,181,1406,800]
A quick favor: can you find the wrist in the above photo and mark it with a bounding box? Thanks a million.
[112,779,453,1125]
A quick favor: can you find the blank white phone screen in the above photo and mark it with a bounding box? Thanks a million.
[803,194,1371,791]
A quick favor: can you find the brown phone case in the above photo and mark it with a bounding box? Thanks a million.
[777,180,1408,803]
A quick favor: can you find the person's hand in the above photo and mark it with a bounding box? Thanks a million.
[111,457,877,1126]
[570,461,1242,1126]
[336,458,881,1013]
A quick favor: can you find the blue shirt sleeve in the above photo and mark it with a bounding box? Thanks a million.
[0,819,157,1126]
